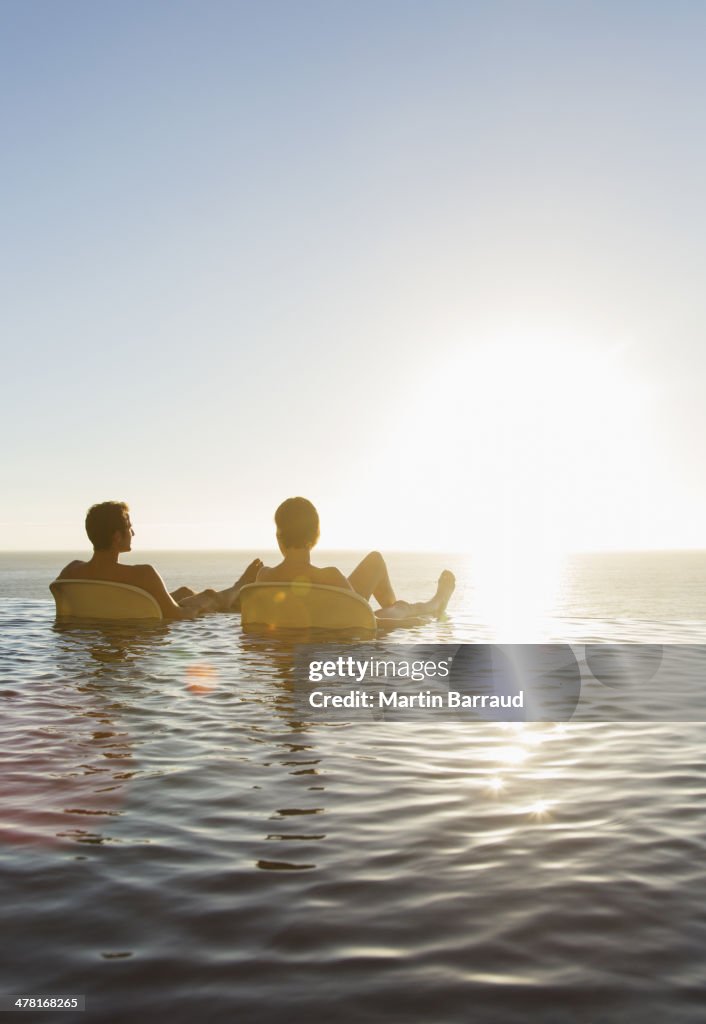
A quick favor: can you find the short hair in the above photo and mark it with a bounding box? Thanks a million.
[275,497,320,549]
[85,501,130,551]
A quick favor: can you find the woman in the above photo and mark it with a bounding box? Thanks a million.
[257,497,455,621]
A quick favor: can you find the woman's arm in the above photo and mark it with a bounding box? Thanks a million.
[321,567,356,591]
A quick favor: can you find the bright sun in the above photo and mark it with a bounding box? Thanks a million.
[408,330,652,637]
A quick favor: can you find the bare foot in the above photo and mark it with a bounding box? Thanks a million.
[374,600,411,620]
[236,558,263,589]
[375,573,455,622]
[227,558,263,611]
[430,570,455,617]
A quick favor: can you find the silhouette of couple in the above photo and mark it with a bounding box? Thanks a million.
[58,498,455,621]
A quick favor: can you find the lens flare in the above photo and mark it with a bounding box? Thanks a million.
[186,663,217,694]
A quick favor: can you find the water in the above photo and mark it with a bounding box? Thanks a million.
[1,551,705,1022]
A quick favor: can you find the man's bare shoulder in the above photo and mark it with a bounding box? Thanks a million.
[58,559,88,579]
[56,560,160,591]
[122,563,159,585]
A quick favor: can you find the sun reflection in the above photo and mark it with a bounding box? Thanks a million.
[496,745,528,765]
[486,776,505,793]
[527,799,553,818]
[522,730,545,747]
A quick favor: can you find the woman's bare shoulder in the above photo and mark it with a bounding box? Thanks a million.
[317,566,352,589]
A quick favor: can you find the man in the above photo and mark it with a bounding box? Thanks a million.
[57,501,261,619]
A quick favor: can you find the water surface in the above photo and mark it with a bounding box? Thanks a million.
[1,551,704,1022]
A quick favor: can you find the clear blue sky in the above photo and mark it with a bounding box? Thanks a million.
[2,0,705,551]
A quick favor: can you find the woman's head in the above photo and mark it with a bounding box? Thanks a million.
[275,497,320,551]
[85,501,132,551]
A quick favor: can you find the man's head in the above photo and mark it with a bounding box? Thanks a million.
[275,497,320,552]
[85,501,132,552]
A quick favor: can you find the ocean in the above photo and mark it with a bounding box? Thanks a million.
[1,550,705,1022]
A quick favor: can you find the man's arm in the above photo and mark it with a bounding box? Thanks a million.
[136,565,198,619]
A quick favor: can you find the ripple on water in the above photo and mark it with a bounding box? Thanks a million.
[1,600,706,1022]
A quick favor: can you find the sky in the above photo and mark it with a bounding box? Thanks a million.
[2,0,706,554]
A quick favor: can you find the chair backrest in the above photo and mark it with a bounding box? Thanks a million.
[239,582,377,634]
[49,579,163,620]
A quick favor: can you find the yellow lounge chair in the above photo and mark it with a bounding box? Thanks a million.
[239,581,377,635]
[49,579,163,620]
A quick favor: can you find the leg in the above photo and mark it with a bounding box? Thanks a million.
[178,558,264,613]
[171,586,195,602]
[348,551,396,608]
[179,588,220,614]
[375,571,456,620]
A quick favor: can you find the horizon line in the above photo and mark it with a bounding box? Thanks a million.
[2,547,706,556]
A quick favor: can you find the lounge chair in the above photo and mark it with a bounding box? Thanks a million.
[49,579,163,620]
[239,581,377,634]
